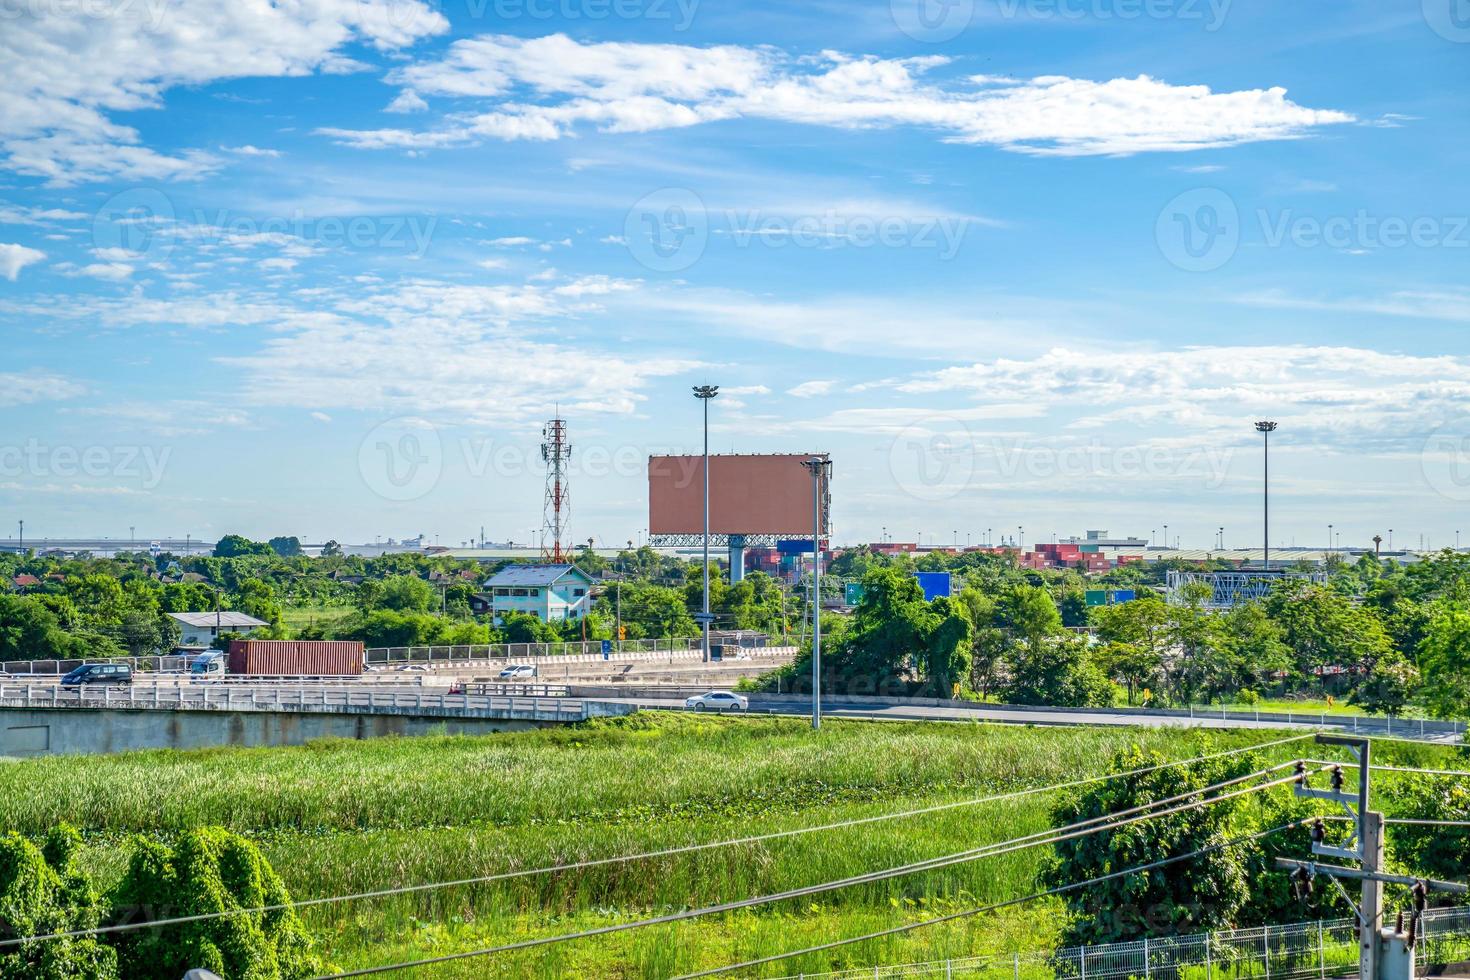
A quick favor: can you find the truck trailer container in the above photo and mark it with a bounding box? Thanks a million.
[226,639,364,676]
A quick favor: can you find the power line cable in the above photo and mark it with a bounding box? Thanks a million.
[313,767,1319,977]
[0,734,1312,949]
[677,821,1302,979]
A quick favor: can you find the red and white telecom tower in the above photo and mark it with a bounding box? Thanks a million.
[540,416,570,562]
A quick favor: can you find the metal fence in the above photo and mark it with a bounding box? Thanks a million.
[364,638,703,664]
[772,909,1470,980]
[0,681,600,719]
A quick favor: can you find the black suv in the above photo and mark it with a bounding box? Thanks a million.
[59,663,133,688]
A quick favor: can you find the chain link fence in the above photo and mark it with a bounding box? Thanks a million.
[774,908,1470,980]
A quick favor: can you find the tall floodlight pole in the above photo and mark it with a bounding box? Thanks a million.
[1256,421,1277,570]
[693,386,719,661]
[17,520,22,552]
[801,457,830,731]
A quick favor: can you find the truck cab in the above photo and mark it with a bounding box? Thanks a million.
[189,651,225,676]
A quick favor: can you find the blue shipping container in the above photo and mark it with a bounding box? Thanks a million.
[914,571,952,601]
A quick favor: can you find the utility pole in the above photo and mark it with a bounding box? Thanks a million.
[1279,735,1467,980]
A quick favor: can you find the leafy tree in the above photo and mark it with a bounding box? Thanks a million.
[1039,747,1252,945]
[1382,774,1470,883]
[375,575,435,614]
[1216,602,1291,694]
[500,611,561,643]
[955,587,1008,699]
[1095,641,1162,705]
[319,540,343,558]
[1166,582,1226,704]
[0,595,89,662]
[1005,634,1113,707]
[232,578,282,628]
[213,534,272,559]
[1418,604,1470,718]
[1348,652,1419,715]
[1264,581,1392,681]
[0,824,116,978]
[997,585,1063,654]
[267,536,303,558]
[109,827,317,980]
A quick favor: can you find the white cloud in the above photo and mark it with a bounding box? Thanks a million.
[259,257,299,272]
[0,242,46,280]
[325,35,1352,156]
[896,345,1470,452]
[1,0,447,183]
[67,262,135,281]
[222,144,284,157]
[0,371,86,406]
[386,90,429,113]
[214,277,696,423]
[788,379,837,398]
[478,258,508,270]
[0,205,88,225]
[1236,289,1470,324]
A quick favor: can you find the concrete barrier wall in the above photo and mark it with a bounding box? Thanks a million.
[0,708,544,756]
[0,700,636,757]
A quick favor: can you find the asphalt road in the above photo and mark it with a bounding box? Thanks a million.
[610,695,1463,741]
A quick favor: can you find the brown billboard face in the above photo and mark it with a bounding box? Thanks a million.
[649,454,827,535]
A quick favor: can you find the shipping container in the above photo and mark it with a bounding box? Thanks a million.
[227,639,364,676]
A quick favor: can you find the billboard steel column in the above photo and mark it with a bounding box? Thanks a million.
[802,456,831,731]
[693,386,719,661]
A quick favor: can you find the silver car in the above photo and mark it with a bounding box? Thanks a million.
[684,690,748,712]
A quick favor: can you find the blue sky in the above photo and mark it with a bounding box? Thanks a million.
[2,0,1468,551]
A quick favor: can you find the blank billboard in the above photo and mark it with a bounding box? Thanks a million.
[649,454,828,536]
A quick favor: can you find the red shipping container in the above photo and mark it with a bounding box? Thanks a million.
[227,639,364,676]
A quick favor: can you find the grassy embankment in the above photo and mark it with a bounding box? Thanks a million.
[1,716,1463,978]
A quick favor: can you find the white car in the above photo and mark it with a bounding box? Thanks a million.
[499,664,537,680]
[684,690,748,712]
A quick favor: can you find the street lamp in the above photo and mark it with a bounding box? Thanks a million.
[801,456,831,732]
[1328,523,1334,557]
[693,385,719,662]
[1255,421,1277,570]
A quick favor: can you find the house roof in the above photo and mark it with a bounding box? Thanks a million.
[166,611,270,629]
[11,574,40,587]
[483,563,591,588]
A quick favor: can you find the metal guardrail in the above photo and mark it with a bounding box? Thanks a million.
[0,682,594,719]
[364,639,703,663]
[457,682,571,697]
[773,908,1470,980]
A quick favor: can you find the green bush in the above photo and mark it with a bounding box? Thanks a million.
[108,828,317,980]
[0,824,116,979]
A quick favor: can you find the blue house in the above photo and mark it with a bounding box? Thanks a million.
[482,564,595,623]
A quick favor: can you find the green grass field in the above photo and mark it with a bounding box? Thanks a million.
[1,716,1463,978]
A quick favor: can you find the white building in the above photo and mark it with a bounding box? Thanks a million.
[166,611,269,648]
